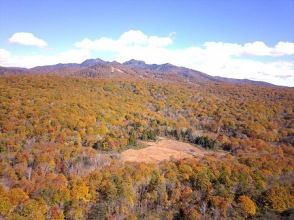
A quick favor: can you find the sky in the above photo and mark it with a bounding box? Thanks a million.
[0,0,293,86]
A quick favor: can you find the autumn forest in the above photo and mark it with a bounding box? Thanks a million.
[0,60,293,220]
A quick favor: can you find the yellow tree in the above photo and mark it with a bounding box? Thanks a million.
[238,195,256,217]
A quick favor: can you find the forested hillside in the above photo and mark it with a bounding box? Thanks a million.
[0,74,293,219]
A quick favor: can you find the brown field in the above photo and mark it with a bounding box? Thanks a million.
[120,137,226,163]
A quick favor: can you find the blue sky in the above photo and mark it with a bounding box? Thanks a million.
[0,0,293,86]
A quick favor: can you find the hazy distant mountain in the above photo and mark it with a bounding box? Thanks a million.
[123,59,148,68]
[31,63,80,72]
[80,58,107,67]
[123,59,218,84]
[0,66,27,75]
[214,76,275,87]
[0,58,276,87]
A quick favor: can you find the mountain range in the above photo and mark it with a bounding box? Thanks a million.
[0,58,275,86]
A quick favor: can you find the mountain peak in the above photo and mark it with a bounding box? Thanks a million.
[123,59,146,66]
[80,58,106,67]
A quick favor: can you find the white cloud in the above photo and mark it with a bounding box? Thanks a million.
[9,32,47,47]
[203,42,243,56]
[0,49,13,66]
[75,31,294,58]
[243,41,273,56]
[1,30,294,86]
[0,48,90,68]
[148,35,173,47]
[119,30,148,46]
[75,30,173,51]
[275,42,294,56]
[75,37,118,51]
[202,41,294,57]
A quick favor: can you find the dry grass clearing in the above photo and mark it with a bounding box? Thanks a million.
[120,137,226,163]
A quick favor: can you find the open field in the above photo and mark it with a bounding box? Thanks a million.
[120,137,226,163]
